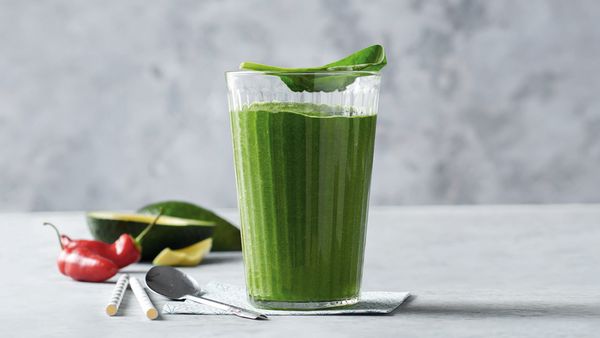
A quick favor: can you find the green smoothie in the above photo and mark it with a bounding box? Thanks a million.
[230,102,377,307]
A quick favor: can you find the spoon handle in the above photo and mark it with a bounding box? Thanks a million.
[186,295,268,320]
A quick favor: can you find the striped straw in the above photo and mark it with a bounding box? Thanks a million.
[129,276,159,320]
[105,274,129,316]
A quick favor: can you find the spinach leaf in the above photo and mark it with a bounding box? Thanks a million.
[239,45,386,92]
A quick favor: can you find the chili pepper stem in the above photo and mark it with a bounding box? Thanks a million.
[43,222,64,250]
[134,208,165,249]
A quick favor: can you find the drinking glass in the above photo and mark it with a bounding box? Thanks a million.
[226,71,381,310]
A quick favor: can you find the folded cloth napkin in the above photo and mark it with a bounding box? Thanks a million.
[163,281,410,316]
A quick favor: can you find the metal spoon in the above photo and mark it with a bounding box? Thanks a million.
[145,266,267,320]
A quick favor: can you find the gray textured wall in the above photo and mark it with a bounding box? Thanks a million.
[1,0,599,211]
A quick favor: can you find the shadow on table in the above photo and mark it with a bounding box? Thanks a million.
[393,296,600,318]
[201,254,243,265]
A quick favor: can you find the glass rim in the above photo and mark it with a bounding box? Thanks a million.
[225,70,381,77]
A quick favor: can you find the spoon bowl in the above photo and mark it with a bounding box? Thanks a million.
[146,266,201,299]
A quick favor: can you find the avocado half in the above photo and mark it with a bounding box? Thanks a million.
[86,212,215,261]
[137,201,242,251]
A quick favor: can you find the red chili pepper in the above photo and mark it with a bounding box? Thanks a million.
[43,210,162,269]
[45,224,118,282]
[58,246,118,282]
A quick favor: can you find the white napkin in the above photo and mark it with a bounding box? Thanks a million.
[163,282,410,316]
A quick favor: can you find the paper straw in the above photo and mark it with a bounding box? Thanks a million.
[129,276,159,320]
[105,274,129,316]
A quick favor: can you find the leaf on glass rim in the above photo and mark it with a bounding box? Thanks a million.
[239,45,387,92]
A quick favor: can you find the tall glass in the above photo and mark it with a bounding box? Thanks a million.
[226,71,381,310]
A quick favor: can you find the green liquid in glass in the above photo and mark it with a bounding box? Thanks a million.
[230,102,376,308]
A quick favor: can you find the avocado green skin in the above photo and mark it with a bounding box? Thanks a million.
[137,201,242,251]
[86,216,214,261]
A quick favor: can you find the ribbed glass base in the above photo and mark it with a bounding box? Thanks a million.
[249,295,359,310]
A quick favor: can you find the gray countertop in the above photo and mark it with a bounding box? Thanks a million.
[1,205,599,337]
